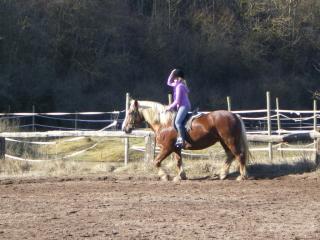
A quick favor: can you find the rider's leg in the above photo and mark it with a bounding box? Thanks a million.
[175,106,189,146]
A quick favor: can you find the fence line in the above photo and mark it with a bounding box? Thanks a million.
[0,110,125,116]
[0,92,319,163]
[1,111,318,132]
[0,107,318,134]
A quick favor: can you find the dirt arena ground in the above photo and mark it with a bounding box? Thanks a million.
[0,173,319,240]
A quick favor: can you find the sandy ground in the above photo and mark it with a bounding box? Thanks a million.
[0,173,320,240]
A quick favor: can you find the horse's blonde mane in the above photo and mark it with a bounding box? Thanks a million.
[132,100,174,126]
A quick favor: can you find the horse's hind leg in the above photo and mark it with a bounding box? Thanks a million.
[224,141,248,180]
[220,141,235,180]
[235,153,248,181]
[173,151,187,182]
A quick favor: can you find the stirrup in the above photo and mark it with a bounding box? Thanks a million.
[175,137,184,148]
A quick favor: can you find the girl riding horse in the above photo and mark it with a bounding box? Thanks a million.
[166,69,191,149]
[122,99,250,181]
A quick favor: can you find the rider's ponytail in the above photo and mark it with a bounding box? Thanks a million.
[182,79,188,88]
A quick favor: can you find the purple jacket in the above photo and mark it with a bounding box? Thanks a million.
[167,76,191,111]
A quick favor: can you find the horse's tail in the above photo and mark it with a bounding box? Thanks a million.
[236,114,250,164]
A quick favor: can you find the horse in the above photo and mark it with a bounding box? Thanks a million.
[122,99,250,181]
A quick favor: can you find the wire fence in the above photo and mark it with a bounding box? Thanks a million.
[0,110,126,131]
[0,109,318,134]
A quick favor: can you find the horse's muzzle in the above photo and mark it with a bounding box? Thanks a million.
[125,129,132,134]
[122,126,132,134]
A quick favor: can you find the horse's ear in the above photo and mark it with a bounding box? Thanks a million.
[134,100,139,108]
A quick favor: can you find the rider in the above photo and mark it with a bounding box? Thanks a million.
[166,69,191,148]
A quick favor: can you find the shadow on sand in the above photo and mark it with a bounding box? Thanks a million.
[188,158,319,181]
[247,158,318,179]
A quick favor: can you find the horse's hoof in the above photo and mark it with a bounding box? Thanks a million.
[158,168,169,181]
[211,174,220,180]
[220,174,227,180]
[179,171,187,180]
[173,176,181,182]
[161,175,170,181]
[236,175,248,181]
[173,174,187,182]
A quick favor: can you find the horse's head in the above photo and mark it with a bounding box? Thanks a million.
[122,99,172,133]
[122,100,144,133]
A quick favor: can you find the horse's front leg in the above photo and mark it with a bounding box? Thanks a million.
[154,148,172,181]
[173,150,187,181]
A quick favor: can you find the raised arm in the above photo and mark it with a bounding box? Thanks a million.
[167,84,183,110]
[167,69,177,87]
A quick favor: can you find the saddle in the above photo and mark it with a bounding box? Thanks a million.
[173,108,203,132]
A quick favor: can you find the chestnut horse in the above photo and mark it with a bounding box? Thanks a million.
[122,99,249,181]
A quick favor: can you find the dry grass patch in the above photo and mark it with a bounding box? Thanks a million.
[0,134,319,179]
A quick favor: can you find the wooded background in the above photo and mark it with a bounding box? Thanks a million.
[0,0,319,112]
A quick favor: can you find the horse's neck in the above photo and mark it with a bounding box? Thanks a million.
[141,108,160,132]
[141,107,172,132]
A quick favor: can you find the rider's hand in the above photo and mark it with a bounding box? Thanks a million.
[171,69,177,74]
[165,106,171,112]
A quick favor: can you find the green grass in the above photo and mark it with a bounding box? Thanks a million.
[35,137,145,162]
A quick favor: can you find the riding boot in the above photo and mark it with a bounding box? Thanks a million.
[175,129,186,149]
[175,136,184,148]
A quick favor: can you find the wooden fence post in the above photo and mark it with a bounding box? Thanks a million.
[313,99,317,133]
[124,93,130,165]
[276,97,283,159]
[32,105,35,132]
[227,96,231,111]
[267,91,273,161]
[314,100,318,161]
[144,133,154,163]
[74,112,78,130]
[316,138,320,165]
[0,137,5,159]
[168,94,172,105]
[276,98,281,134]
